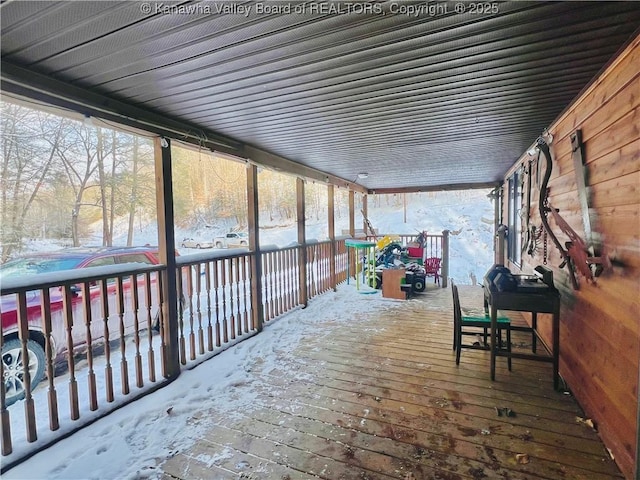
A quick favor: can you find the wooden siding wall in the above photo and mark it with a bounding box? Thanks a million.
[502,34,639,479]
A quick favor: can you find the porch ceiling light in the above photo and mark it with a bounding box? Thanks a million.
[357,172,369,179]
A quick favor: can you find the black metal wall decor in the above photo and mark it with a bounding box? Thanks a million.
[536,132,610,290]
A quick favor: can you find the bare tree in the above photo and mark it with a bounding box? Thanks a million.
[0,104,67,260]
[126,136,140,246]
[56,122,102,246]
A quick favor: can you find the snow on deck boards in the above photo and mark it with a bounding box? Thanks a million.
[160,286,622,480]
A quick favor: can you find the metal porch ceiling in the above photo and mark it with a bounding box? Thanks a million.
[1,1,639,192]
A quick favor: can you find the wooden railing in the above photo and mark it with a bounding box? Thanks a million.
[367,231,450,287]
[261,245,300,323]
[0,262,172,465]
[0,234,435,469]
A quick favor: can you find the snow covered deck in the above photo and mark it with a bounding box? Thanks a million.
[159,284,622,480]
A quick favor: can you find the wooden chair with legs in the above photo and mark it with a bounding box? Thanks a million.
[424,257,441,286]
[452,282,512,370]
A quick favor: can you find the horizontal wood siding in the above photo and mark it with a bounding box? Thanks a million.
[503,33,640,479]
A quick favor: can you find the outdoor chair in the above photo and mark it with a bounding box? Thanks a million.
[424,257,441,286]
[452,282,512,370]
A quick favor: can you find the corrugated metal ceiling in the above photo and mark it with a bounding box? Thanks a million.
[1,1,639,191]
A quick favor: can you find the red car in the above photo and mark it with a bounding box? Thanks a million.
[1,246,167,406]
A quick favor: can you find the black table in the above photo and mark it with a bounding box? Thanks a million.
[483,278,561,390]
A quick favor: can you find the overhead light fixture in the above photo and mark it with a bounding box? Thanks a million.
[357,172,369,179]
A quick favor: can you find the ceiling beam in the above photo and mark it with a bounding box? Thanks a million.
[370,181,500,195]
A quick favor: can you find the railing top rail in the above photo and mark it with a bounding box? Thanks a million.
[380,232,446,238]
[260,244,301,254]
[176,248,251,266]
[0,262,163,295]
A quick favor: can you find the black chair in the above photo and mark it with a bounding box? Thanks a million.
[452,282,512,370]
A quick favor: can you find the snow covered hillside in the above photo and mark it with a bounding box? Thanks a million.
[20,190,496,286]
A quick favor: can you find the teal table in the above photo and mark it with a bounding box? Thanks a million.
[345,239,377,291]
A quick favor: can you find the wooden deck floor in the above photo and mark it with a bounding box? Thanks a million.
[160,285,622,480]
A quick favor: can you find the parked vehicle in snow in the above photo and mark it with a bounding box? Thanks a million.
[0,246,167,406]
[181,238,214,249]
[214,232,249,249]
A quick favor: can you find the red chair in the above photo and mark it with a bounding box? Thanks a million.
[424,257,441,286]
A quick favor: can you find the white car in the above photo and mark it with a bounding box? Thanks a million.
[180,238,214,249]
[214,232,249,248]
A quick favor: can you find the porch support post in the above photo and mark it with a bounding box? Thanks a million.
[441,229,450,288]
[348,191,355,237]
[348,190,355,279]
[362,194,369,237]
[297,178,308,307]
[153,137,180,379]
[247,164,264,332]
[327,184,336,291]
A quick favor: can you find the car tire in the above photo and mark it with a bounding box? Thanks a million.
[196,244,201,249]
[2,338,46,406]
[181,243,187,248]
[240,241,247,246]
[215,242,223,248]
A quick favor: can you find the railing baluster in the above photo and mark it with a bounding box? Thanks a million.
[320,245,324,292]
[213,260,221,347]
[323,244,329,292]
[268,252,276,320]
[62,285,80,419]
[144,272,156,383]
[294,248,299,305]
[262,253,270,321]
[293,248,299,306]
[283,249,291,311]
[115,278,129,396]
[229,259,235,340]
[195,263,204,355]
[320,243,329,293]
[81,282,98,410]
[310,245,317,298]
[234,257,242,337]
[221,260,228,343]
[205,262,213,351]
[280,251,286,313]
[156,273,167,378]
[247,255,255,331]
[186,265,196,361]
[176,268,186,365]
[130,275,143,389]
[40,288,59,430]
[319,245,325,293]
[275,252,281,317]
[241,256,249,333]
[100,279,114,402]
[314,245,319,297]
[0,313,12,455]
[16,291,37,439]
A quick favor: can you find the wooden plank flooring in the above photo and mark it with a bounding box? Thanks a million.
[160,285,623,480]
